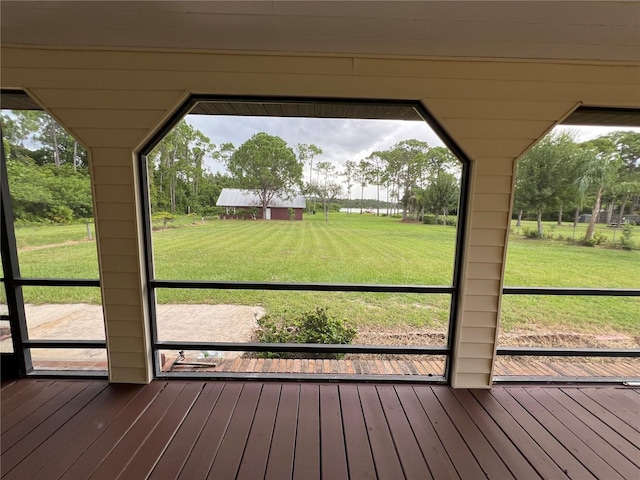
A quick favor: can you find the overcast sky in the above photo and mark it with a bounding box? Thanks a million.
[186,114,448,199]
[185,114,639,199]
[186,114,444,168]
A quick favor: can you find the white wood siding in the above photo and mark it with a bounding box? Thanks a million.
[2,46,638,385]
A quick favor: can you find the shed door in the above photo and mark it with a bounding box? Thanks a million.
[265,208,271,220]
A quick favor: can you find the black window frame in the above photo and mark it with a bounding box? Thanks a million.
[495,106,640,383]
[0,106,107,379]
[139,95,472,382]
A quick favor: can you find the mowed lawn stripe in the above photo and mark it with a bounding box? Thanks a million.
[12,213,640,334]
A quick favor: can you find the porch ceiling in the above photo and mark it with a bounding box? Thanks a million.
[1,1,639,62]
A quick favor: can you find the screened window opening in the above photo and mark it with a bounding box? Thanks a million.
[141,97,470,380]
[1,95,106,376]
[497,109,640,382]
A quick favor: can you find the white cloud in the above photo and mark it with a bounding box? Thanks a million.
[185,114,447,198]
[184,114,639,199]
[552,125,640,142]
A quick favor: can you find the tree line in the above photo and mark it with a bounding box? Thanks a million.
[514,130,640,242]
[2,111,93,223]
[6,110,635,238]
[0,112,463,225]
[150,123,463,224]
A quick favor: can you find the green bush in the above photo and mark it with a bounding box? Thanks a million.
[522,227,542,239]
[422,215,436,225]
[543,226,556,240]
[47,205,74,224]
[444,216,457,226]
[619,226,636,250]
[582,231,609,247]
[152,211,176,228]
[254,307,357,358]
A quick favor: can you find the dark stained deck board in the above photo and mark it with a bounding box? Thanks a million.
[1,381,106,475]
[491,388,599,480]
[236,383,281,480]
[5,384,140,480]
[1,381,90,453]
[394,386,459,479]
[358,385,406,479]
[319,385,349,480]
[338,385,377,480]
[413,386,486,479]
[147,382,224,480]
[2,380,639,480]
[117,382,204,480]
[82,382,188,480]
[545,388,640,469]
[0,380,54,411]
[450,389,542,479]
[207,382,263,480]
[562,388,640,445]
[433,387,516,480]
[376,386,431,479]
[56,381,166,480]
[1,381,71,434]
[292,383,321,480]
[581,387,640,430]
[528,387,639,480]
[177,382,243,479]
[471,389,573,479]
[264,383,299,480]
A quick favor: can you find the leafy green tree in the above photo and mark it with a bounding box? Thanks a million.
[514,132,576,236]
[375,140,430,220]
[147,120,215,214]
[309,161,343,221]
[2,111,88,169]
[576,137,621,241]
[227,132,303,218]
[296,143,323,187]
[6,160,93,222]
[605,131,640,223]
[424,172,459,224]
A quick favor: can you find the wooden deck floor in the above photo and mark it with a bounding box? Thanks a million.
[1,380,639,479]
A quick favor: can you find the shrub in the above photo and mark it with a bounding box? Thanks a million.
[582,231,609,247]
[543,226,556,240]
[619,226,636,250]
[522,227,542,239]
[444,216,457,226]
[200,206,225,217]
[422,215,436,225]
[254,307,357,358]
[288,207,296,220]
[46,205,74,224]
[152,211,176,228]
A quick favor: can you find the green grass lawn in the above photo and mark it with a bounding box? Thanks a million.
[9,213,640,335]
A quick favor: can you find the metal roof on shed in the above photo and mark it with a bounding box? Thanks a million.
[216,189,306,209]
